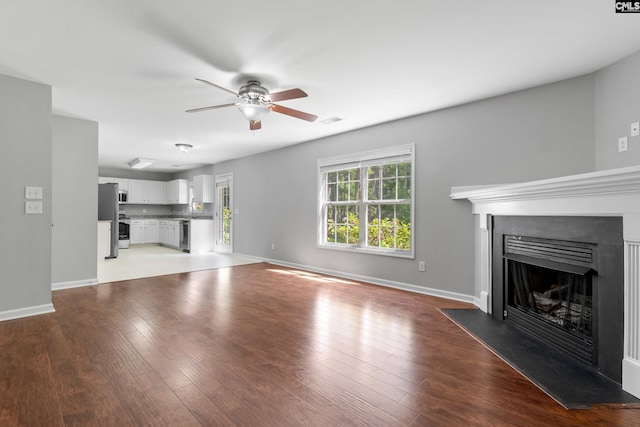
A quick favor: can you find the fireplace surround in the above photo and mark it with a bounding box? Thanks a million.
[493,215,623,381]
[450,165,640,399]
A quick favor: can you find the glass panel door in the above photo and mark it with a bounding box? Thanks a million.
[215,174,232,253]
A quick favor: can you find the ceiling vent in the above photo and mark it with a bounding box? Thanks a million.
[319,116,344,125]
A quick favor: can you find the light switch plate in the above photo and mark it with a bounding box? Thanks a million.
[25,201,43,214]
[632,122,640,137]
[25,186,43,199]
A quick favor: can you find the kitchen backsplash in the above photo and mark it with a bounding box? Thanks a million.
[120,203,213,217]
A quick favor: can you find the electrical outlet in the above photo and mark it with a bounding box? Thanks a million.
[271,243,275,250]
[619,136,628,152]
[632,122,640,137]
[418,261,426,272]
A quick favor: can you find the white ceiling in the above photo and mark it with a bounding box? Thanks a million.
[2,1,640,173]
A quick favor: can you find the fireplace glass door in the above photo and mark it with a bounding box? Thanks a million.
[507,258,593,337]
[504,252,594,364]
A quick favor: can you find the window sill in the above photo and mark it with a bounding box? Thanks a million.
[318,243,414,259]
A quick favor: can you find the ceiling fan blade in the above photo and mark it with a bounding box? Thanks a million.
[250,120,262,130]
[194,78,238,97]
[268,88,308,102]
[185,103,236,113]
[269,104,318,122]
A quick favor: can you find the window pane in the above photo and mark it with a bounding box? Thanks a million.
[367,205,380,247]
[337,182,348,201]
[326,205,336,243]
[382,178,396,200]
[397,224,411,249]
[349,181,358,201]
[346,204,360,244]
[328,182,337,202]
[396,204,411,223]
[368,167,380,200]
[398,177,410,199]
[381,204,396,221]
[397,162,411,177]
[383,164,396,178]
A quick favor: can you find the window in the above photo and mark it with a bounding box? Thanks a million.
[318,144,414,258]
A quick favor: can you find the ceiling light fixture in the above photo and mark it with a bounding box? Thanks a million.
[128,158,154,169]
[175,143,193,153]
[236,100,270,122]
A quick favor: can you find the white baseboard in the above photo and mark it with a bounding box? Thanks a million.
[0,303,55,322]
[52,278,99,291]
[623,357,640,399]
[236,254,477,306]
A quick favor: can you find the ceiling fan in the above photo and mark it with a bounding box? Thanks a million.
[186,78,318,130]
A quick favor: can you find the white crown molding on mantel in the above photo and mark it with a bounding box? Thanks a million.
[450,165,640,216]
[451,164,640,400]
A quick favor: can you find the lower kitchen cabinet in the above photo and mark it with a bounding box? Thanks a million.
[130,219,159,244]
[130,220,145,244]
[159,220,179,248]
[190,219,215,254]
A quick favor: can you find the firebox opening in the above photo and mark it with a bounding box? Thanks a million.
[506,256,593,338]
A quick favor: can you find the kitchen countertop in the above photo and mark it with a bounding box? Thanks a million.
[128,215,213,220]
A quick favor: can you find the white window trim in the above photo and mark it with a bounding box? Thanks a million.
[317,144,415,258]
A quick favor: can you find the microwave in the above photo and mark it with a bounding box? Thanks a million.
[118,190,128,203]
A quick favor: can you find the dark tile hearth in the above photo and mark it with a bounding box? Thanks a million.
[442,308,640,409]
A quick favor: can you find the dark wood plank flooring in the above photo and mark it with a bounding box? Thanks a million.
[1,262,639,426]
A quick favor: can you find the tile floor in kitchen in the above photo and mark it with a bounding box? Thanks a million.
[98,244,260,283]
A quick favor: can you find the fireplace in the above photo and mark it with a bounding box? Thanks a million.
[450,165,640,399]
[492,216,623,382]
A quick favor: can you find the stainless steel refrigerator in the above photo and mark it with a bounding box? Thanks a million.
[98,183,119,258]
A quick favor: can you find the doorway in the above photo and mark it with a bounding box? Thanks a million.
[215,173,233,253]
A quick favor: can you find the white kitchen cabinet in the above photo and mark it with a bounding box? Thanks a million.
[159,220,179,247]
[130,220,145,244]
[190,219,215,253]
[159,220,169,245]
[128,179,165,204]
[143,219,159,243]
[193,175,213,203]
[166,179,189,204]
[97,220,112,260]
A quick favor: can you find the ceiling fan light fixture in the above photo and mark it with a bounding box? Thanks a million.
[237,102,270,122]
[175,143,193,153]
[128,158,154,169]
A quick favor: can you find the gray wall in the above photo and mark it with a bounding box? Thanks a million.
[214,74,596,296]
[595,50,640,170]
[52,115,99,285]
[0,74,52,312]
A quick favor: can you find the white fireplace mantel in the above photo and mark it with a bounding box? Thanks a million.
[450,165,640,399]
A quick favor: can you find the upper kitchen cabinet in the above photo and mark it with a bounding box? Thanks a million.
[128,179,165,204]
[193,175,213,203]
[166,179,189,204]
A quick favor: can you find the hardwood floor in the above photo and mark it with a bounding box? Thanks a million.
[1,263,639,426]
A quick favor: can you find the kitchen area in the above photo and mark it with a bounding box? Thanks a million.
[97,174,216,266]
